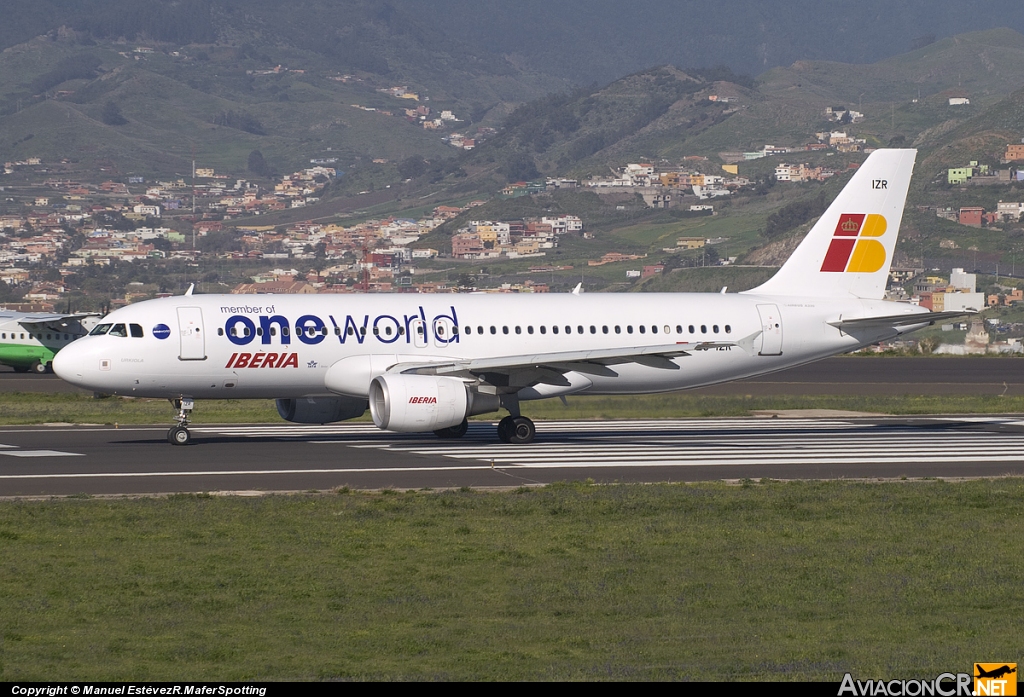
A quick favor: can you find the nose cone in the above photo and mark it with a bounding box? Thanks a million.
[52,340,93,389]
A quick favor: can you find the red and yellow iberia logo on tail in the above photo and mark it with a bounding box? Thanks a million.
[820,213,888,273]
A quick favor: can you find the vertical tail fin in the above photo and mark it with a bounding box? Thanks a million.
[744,149,916,299]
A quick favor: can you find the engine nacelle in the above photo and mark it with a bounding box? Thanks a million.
[276,396,368,424]
[369,374,499,433]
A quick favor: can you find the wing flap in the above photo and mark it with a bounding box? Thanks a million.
[387,338,752,381]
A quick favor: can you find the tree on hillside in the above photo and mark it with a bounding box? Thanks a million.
[500,152,539,182]
[101,101,127,126]
[247,150,270,177]
[398,155,427,179]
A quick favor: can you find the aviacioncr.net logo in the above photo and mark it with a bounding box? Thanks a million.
[975,663,1017,696]
[838,672,972,696]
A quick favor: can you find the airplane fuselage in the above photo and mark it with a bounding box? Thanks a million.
[53,292,927,400]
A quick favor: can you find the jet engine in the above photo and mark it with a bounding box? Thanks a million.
[368,374,499,433]
[276,396,368,424]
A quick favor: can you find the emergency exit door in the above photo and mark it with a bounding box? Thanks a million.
[177,306,206,360]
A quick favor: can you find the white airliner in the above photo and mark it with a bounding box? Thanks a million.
[53,149,965,445]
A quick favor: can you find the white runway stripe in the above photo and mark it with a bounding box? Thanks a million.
[190,418,1024,471]
[4,419,1019,484]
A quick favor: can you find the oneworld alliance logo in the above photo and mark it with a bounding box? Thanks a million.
[152,323,171,340]
[820,213,888,273]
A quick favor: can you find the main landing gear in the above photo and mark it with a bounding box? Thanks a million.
[497,415,536,444]
[167,397,194,445]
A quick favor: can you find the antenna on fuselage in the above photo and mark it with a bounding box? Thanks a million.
[184,283,195,296]
[571,282,583,295]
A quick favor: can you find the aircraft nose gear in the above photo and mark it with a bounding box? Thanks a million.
[168,397,195,445]
[497,415,535,444]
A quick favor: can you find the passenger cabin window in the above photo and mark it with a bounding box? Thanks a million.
[130,324,144,338]
[90,324,112,336]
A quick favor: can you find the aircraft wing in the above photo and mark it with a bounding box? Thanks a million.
[828,310,975,330]
[12,313,99,325]
[389,332,762,383]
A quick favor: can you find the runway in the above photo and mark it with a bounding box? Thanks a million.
[2,416,1024,497]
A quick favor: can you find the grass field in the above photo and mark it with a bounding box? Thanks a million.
[1,481,1022,680]
[3,391,1024,426]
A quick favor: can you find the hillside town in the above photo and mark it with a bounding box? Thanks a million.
[4,122,1024,358]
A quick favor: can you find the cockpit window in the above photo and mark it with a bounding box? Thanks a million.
[90,324,112,336]
[108,324,128,338]
[130,324,144,338]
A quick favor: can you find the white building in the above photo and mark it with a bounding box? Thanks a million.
[132,204,161,217]
[950,268,977,292]
[997,201,1024,220]
[541,215,583,233]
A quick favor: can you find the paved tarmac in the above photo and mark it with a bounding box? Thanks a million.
[2,416,1024,497]
[3,356,1022,395]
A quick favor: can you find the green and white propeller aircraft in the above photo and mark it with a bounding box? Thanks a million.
[0,310,98,373]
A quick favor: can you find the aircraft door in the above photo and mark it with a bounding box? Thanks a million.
[432,317,456,348]
[177,306,207,360]
[410,318,428,348]
[756,304,783,356]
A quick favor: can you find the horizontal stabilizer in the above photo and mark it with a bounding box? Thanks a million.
[828,309,975,330]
